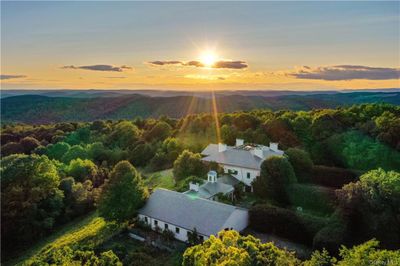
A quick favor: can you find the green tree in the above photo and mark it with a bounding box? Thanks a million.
[253,156,297,205]
[108,121,140,148]
[61,145,89,163]
[183,230,299,266]
[336,169,400,248]
[1,154,64,248]
[67,158,98,182]
[221,124,237,146]
[19,136,41,154]
[45,142,71,161]
[305,239,400,266]
[98,161,148,222]
[286,148,314,181]
[173,150,206,181]
[144,121,172,142]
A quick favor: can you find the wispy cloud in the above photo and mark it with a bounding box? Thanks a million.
[288,65,400,80]
[147,59,248,69]
[62,64,133,72]
[0,74,27,80]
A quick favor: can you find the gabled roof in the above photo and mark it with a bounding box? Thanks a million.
[201,143,284,170]
[218,174,240,186]
[138,189,247,236]
[184,181,233,199]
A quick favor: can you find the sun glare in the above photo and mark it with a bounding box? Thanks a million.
[200,51,217,67]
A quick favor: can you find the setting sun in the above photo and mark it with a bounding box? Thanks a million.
[200,51,218,67]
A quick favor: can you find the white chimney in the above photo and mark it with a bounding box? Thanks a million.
[269,142,279,152]
[254,148,264,159]
[189,182,199,192]
[218,143,227,152]
[235,138,244,147]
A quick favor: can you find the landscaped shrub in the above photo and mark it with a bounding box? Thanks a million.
[287,184,335,215]
[311,165,358,188]
[313,219,347,256]
[249,204,327,245]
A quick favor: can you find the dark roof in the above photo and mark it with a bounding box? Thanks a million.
[138,189,247,236]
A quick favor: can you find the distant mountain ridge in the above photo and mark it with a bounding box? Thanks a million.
[2,88,399,99]
[1,91,399,124]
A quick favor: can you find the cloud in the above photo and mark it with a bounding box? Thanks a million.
[289,65,400,80]
[0,74,27,80]
[213,61,248,69]
[62,64,133,72]
[147,59,248,69]
[147,61,183,66]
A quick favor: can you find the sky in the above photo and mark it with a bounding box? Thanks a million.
[1,1,399,91]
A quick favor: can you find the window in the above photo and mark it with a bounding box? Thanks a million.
[164,223,168,229]
[175,227,180,234]
[247,172,251,179]
[154,220,158,226]
[144,217,148,223]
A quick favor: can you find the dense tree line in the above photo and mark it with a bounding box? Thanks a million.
[1,103,399,260]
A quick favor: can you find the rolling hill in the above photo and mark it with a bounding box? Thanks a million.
[1,91,399,124]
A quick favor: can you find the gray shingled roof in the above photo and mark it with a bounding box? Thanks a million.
[138,189,246,236]
[218,174,240,186]
[201,144,284,170]
[184,181,234,199]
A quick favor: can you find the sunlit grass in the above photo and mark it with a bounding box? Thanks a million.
[12,212,123,266]
[142,168,176,190]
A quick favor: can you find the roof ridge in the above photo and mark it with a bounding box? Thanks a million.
[154,188,244,210]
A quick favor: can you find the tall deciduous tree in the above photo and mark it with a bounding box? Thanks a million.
[253,156,297,205]
[98,161,148,222]
[286,148,314,181]
[173,150,206,181]
[1,154,64,248]
[336,169,400,249]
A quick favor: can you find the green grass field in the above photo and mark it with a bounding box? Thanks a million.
[142,168,176,190]
[5,212,100,265]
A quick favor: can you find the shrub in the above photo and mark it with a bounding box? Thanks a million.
[249,204,327,245]
[311,166,358,188]
[287,184,335,215]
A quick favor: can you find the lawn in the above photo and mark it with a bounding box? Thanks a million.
[287,184,335,216]
[4,212,96,265]
[142,168,176,190]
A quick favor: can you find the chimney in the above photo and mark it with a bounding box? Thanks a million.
[189,182,199,192]
[254,148,264,159]
[218,143,227,152]
[269,142,279,152]
[235,138,244,147]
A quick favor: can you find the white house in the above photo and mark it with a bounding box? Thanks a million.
[201,139,284,191]
[137,188,249,242]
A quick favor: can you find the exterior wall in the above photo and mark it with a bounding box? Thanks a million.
[222,165,260,186]
[138,214,208,242]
